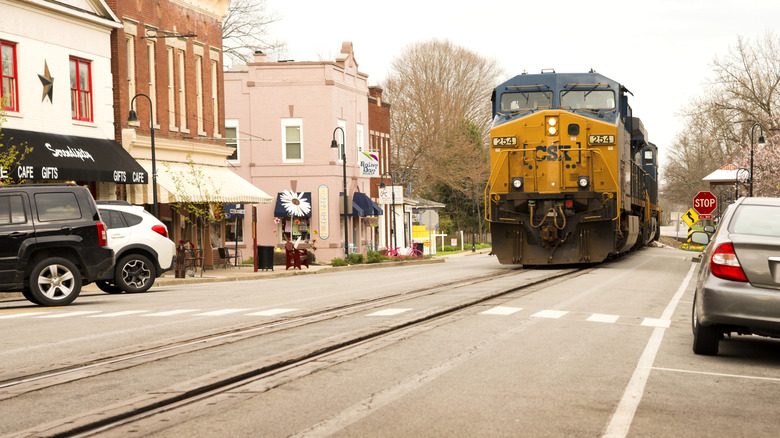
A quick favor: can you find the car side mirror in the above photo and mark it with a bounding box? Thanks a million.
[703,225,716,233]
[690,231,711,245]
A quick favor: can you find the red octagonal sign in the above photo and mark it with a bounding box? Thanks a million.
[693,191,717,215]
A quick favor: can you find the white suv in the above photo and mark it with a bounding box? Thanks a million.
[96,201,175,293]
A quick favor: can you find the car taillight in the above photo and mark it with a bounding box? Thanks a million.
[96,221,108,247]
[710,242,748,282]
[152,224,169,238]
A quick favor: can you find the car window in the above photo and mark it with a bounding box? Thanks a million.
[0,194,27,225]
[121,211,143,227]
[34,192,82,222]
[730,205,780,237]
[100,209,128,229]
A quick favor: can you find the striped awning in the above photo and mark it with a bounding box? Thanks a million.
[127,160,273,204]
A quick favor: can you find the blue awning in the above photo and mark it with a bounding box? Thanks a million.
[351,192,383,216]
[274,192,312,217]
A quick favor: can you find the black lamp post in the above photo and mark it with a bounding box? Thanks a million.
[127,93,158,218]
[465,177,476,252]
[380,171,397,250]
[749,123,766,197]
[331,127,348,258]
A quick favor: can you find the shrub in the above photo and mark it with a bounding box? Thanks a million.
[366,251,385,264]
[346,253,364,265]
[330,257,349,267]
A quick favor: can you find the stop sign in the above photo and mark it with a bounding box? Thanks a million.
[693,191,717,215]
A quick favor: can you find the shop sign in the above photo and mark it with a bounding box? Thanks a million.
[318,185,329,240]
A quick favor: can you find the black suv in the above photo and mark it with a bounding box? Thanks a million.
[0,184,114,306]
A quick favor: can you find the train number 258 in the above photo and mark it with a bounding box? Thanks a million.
[534,144,582,163]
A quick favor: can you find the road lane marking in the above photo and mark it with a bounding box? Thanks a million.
[531,309,569,319]
[37,311,101,318]
[89,311,149,318]
[587,313,620,323]
[481,306,523,315]
[368,308,411,316]
[195,309,251,316]
[603,263,696,438]
[246,309,298,316]
[0,311,50,319]
[143,309,200,316]
[652,367,780,382]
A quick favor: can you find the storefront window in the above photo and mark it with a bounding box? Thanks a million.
[280,216,311,243]
[226,218,243,242]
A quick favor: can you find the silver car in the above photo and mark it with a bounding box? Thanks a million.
[691,197,780,355]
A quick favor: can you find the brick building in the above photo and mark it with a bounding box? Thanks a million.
[106,0,271,263]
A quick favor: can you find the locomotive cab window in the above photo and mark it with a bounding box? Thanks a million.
[560,90,615,110]
[500,91,553,111]
[643,150,654,165]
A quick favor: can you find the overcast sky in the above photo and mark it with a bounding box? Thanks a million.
[264,0,779,164]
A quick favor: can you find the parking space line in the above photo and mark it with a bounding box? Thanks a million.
[144,309,200,317]
[196,309,251,316]
[652,367,780,382]
[37,311,101,318]
[90,310,149,318]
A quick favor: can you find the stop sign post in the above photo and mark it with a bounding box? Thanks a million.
[693,191,717,219]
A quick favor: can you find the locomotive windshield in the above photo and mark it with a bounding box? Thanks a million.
[560,90,615,110]
[500,91,553,111]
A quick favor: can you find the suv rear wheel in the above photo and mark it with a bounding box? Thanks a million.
[115,254,156,293]
[95,281,124,294]
[29,257,82,306]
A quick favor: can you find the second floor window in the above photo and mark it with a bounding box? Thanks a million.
[1,40,18,111]
[70,57,92,121]
[282,119,303,162]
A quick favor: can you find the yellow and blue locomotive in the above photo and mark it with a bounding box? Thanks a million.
[487,71,660,265]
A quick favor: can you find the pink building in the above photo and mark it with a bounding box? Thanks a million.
[224,42,383,263]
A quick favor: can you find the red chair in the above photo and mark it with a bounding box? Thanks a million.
[285,241,309,270]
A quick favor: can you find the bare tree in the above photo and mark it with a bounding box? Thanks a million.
[664,31,780,201]
[222,0,286,66]
[382,39,503,197]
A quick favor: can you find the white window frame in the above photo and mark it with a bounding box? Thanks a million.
[146,39,157,127]
[178,49,187,132]
[126,36,135,105]
[211,58,219,136]
[226,119,239,163]
[167,46,176,130]
[195,54,204,135]
[355,123,364,165]
[282,118,303,163]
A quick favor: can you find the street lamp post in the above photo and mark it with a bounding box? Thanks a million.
[127,94,158,218]
[465,177,476,252]
[380,171,397,250]
[749,123,766,197]
[331,127,348,258]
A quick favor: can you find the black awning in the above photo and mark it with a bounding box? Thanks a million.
[0,128,148,184]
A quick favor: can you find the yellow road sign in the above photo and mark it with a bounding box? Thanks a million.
[682,208,699,228]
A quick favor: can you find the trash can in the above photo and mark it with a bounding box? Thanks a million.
[413,242,424,257]
[257,245,274,271]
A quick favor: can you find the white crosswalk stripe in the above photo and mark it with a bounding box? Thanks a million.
[246,309,298,316]
[0,311,50,319]
[90,310,149,318]
[196,309,251,316]
[531,310,569,319]
[587,313,621,323]
[143,309,200,317]
[641,318,671,328]
[481,306,523,315]
[38,311,101,318]
[368,308,412,316]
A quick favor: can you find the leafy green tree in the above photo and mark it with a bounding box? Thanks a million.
[0,103,32,185]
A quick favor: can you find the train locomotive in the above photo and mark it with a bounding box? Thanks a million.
[487,71,660,265]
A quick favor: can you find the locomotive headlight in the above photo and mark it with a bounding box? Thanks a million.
[511,177,523,189]
[577,176,590,188]
[546,117,558,135]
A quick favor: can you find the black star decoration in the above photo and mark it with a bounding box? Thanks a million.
[38,61,53,103]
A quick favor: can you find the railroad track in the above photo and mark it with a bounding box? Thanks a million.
[4,267,587,437]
